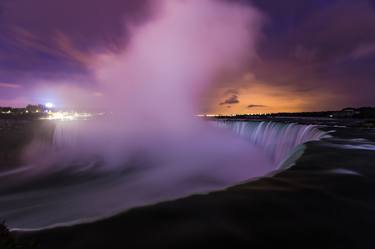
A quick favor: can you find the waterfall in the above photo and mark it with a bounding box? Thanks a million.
[52,120,328,168]
[214,121,328,166]
[2,120,327,230]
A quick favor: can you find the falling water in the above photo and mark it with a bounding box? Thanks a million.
[0,120,328,230]
[214,121,328,165]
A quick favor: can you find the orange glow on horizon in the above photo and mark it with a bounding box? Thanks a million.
[206,77,341,115]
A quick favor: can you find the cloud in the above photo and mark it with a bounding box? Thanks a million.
[220,95,239,105]
[0,82,22,88]
[248,0,375,109]
[0,0,153,82]
[2,0,375,110]
[247,104,267,108]
[350,43,375,59]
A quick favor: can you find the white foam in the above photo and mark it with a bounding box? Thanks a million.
[0,165,32,178]
[341,144,375,151]
[328,168,362,176]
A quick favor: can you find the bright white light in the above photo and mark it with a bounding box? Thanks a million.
[41,111,93,121]
[45,102,54,108]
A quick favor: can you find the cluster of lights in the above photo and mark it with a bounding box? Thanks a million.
[42,111,93,121]
[196,114,220,117]
[197,113,268,117]
[38,102,94,121]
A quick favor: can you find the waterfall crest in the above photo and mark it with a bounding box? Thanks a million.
[214,121,328,165]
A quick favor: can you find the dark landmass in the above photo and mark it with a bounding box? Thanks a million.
[215,107,375,119]
[0,105,49,120]
[211,107,375,128]
[1,222,36,249]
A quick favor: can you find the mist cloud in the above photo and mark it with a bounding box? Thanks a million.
[29,0,268,174]
[17,0,273,229]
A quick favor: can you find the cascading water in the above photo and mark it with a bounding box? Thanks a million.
[52,120,327,170]
[0,120,328,230]
[214,120,328,167]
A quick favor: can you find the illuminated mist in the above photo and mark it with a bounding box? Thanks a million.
[3,0,276,229]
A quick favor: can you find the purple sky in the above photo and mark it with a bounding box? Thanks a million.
[0,0,374,112]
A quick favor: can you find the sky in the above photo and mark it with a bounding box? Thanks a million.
[0,0,374,114]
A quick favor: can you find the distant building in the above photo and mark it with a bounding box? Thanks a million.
[26,104,46,113]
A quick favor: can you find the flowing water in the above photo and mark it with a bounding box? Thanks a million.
[214,121,327,165]
[0,120,327,230]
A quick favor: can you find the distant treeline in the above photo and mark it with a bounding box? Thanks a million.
[0,105,48,120]
[215,107,375,119]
